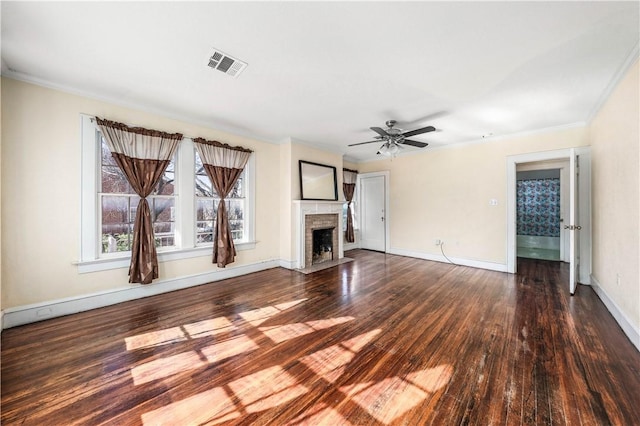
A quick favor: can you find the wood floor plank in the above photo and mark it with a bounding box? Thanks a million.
[2,250,639,425]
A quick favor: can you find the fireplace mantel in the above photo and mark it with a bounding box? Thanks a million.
[293,200,345,269]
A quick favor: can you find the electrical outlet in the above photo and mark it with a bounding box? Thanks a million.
[435,239,441,246]
[616,273,621,286]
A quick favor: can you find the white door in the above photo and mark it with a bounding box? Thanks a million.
[568,148,592,294]
[359,174,386,251]
[568,150,580,294]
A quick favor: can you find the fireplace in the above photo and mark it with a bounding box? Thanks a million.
[293,200,344,270]
[312,227,335,265]
[303,213,339,268]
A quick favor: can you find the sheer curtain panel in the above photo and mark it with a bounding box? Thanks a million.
[193,138,252,267]
[96,117,182,284]
[343,168,358,243]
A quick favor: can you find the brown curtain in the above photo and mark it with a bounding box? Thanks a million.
[343,168,358,243]
[96,118,182,284]
[193,138,252,268]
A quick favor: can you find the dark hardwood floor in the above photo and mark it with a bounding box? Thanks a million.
[2,250,639,425]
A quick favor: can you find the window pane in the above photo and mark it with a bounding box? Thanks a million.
[196,220,214,244]
[154,222,174,247]
[228,176,243,198]
[196,199,217,221]
[153,165,175,196]
[101,196,134,253]
[195,173,214,197]
[228,199,244,241]
[100,135,118,167]
[151,198,175,222]
[151,197,175,248]
[101,165,132,193]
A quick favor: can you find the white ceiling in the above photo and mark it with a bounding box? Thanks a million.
[2,2,638,162]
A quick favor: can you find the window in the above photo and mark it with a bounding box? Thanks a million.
[194,150,247,245]
[343,188,357,232]
[99,135,176,254]
[79,114,255,273]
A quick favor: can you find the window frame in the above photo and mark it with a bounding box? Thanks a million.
[78,114,255,273]
[194,149,250,247]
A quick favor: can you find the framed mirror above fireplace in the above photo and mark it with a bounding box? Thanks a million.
[299,160,338,201]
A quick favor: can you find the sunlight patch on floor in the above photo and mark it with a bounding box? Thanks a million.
[260,316,355,344]
[130,334,260,385]
[338,365,453,423]
[141,366,309,426]
[141,385,239,425]
[200,334,260,363]
[125,317,237,350]
[299,329,381,383]
[125,326,188,350]
[228,366,309,413]
[135,297,453,425]
[285,402,353,425]
[238,298,308,327]
[132,351,207,385]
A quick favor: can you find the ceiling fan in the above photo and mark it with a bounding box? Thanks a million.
[348,120,436,156]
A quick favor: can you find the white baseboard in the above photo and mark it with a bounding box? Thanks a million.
[2,259,281,329]
[387,247,508,273]
[278,259,297,269]
[344,242,360,251]
[590,275,640,352]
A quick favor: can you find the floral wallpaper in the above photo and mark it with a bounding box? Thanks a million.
[517,178,560,237]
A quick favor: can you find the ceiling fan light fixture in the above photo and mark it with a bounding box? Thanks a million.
[378,141,399,158]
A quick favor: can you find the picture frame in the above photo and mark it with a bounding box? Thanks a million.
[299,160,338,201]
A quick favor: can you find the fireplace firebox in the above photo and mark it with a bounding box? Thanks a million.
[303,213,339,268]
[312,227,334,265]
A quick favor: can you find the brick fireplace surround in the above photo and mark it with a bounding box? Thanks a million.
[304,214,339,268]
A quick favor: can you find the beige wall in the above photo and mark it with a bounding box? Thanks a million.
[590,59,639,331]
[357,127,589,264]
[0,76,3,320]
[343,160,359,172]
[1,78,281,308]
[279,142,293,262]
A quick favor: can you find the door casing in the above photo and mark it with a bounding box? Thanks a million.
[507,147,591,285]
[357,171,390,253]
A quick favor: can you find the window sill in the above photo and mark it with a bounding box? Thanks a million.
[75,241,257,274]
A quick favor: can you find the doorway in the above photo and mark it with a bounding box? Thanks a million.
[516,161,570,262]
[358,171,389,252]
[507,147,591,294]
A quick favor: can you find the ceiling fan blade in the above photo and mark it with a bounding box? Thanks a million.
[348,140,384,147]
[370,127,390,137]
[400,139,429,148]
[401,126,436,138]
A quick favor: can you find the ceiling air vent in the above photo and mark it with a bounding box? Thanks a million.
[207,49,247,77]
